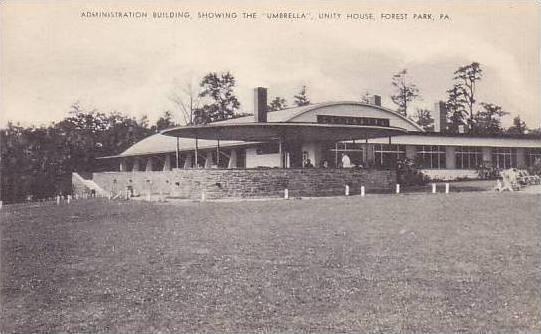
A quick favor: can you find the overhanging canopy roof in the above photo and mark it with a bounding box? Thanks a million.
[161,122,407,142]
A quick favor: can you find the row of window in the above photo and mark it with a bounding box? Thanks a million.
[371,145,541,170]
[255,142,541,170]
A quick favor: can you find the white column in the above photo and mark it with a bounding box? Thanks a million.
[405,145,416,160]
[132,159,140,171]
[445,146,456,169]
[482,147,492,163]
[119,159,127,172]
[516,148,526,168]
[163,154,171,171]
[145,158,153,171]
[184,154,193,169]
[204,152,214,168]
[228,149,238,168]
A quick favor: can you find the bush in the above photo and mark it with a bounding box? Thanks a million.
[397,158,430,186]
[477,161,500,180]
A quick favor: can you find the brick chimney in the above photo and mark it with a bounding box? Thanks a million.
[433,101,448,132]
[368,95,381,106]
[253,87,268,123]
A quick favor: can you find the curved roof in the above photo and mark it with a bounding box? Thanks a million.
[210,101,424,131]
[107,134,254,158]
[104,101,422,158]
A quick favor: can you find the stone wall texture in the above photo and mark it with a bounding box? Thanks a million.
[91,168,396,200]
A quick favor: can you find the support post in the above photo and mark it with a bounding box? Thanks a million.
[176,137,180,169]
[279,137,284,168]
[194,135,199,168]
[216,137,220,167]
[335,142,339,167]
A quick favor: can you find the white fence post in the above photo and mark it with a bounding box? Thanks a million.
[396,184,400,194]
[284,188,289,199]
[361,186,365,197]
[445,183,450,194]
[67,195,71,204]
[432,183,437,194]
[345,184,350,196]
[56,195,61,205]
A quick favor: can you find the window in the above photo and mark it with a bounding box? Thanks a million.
[374,144,406,169]
[526,148,541,167]
[455,146,482,169]
[316,115,390,127]
[491,147,517,169]
[416,145,446,169]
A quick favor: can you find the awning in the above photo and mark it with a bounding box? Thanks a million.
[161,122,407,142]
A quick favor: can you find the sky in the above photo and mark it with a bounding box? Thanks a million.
[1,0,540,128]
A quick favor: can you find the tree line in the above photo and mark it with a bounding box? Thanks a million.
[1,67,539,203]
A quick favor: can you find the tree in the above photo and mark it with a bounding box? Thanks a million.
[445,84,469,133]
[293,86,310,106]
[0,102,154,203]
[198,72,241,122]
[268,96,288,111]
[507,116,528,135]
[360,91,371,104]
[390,69,420,117]
[472,102,508,135]
[155,110,177,131]
[449,62,483,130]
[413,108,434,131]
[169,79,202,125]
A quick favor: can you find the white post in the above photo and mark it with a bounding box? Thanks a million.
[396,184,400,194]
[284,188,289,199]
[445,183,450,194]
[345,184,350,196]
[432,183,437,194]
[0,201,3,210]
[67,195,71,204]
[56,195,61,205]
[361,186,365,197]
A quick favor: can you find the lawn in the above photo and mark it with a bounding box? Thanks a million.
[1,192,540,333]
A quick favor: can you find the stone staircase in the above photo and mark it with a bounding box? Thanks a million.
[72,172,109,197]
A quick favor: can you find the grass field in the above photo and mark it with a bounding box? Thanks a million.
[1,192,540,333]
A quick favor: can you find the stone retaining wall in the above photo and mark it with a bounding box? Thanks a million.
[91,168,396,200]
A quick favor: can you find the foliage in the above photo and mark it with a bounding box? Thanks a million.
[507,116,528,135]
[360,91,371,104]
[197,72,241,123]
[169,79,202,125]
[0,104,156,203]
[293,86,310,107]
[472,103,508,135]
[476,160,500,180]
[446,62,483,132]
[268,96,288,111]
[412,108,434,131]
[396,158,429,186]
[445,84,469,133]
[390,69,420,117]
[155,111,177,131]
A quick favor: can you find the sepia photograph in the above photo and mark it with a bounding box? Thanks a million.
[1,0,540,332]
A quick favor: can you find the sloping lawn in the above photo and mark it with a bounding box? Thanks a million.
[1,193,540,333]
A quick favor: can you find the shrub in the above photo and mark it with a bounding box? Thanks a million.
[396,158,430,186]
